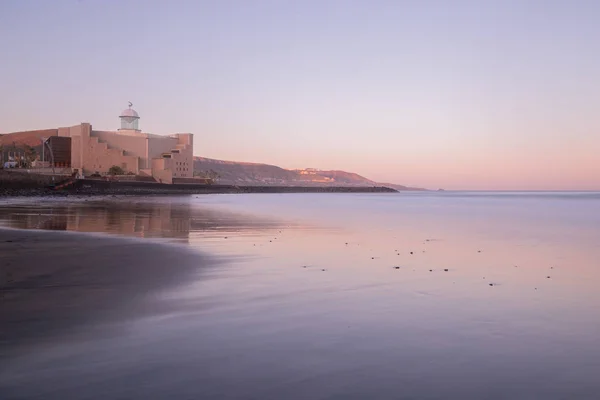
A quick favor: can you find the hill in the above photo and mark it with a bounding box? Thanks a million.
[193,157,425,190]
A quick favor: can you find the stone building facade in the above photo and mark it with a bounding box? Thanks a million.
[2,105,194,184]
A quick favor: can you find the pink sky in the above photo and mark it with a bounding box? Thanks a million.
[1,1,599,190]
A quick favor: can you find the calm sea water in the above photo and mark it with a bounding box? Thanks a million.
[2,192,600,399]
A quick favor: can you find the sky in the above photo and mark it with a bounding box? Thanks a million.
[1,0,599,190]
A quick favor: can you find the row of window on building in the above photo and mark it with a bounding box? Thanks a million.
[175,160,188,173]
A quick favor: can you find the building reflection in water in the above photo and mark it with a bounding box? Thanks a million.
[0,198,290,243]
[0,200,191,241]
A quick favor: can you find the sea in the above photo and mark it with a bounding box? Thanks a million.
[1,191,600,399]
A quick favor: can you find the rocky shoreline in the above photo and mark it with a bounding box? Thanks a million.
[1,182,397,197]
[0,170,399,197]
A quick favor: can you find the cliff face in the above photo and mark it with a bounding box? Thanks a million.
[193,157,298,185]
[193,157,425,190]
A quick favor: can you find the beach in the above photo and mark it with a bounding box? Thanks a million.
[0,228,213,357]
[1,193,600,399]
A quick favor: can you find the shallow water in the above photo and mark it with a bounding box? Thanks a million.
[2,192,600,399]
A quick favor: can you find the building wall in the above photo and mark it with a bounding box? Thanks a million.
[24,123,195,183]
[171,134,194,179]
[58,124,89,171]
[86,136,139,174]
[152,158,173,184]
[92,130,148,171]
[59,124,139,174]
[47,136,72,167]
[148,134,180,165]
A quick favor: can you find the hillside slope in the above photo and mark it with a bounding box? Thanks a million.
[193,157,425,190]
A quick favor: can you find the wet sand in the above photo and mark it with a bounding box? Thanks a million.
[0,228,211,358]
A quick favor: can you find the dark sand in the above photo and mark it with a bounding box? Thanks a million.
[0,228,210,358]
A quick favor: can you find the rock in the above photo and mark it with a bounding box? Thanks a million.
[393,266,400,269]
[444,269,449,272]
[489,283,494,286]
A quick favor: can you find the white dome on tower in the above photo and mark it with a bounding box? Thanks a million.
[120,108,139,119]
[119,102,140,131]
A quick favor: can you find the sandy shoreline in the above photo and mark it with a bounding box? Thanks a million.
[0,228,212,358]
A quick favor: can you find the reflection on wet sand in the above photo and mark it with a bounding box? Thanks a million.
[0,229,214,358]
[0,197,287,243]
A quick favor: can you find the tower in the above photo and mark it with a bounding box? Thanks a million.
[119,102,140,131]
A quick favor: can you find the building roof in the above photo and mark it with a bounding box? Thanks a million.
[120,108,139,119]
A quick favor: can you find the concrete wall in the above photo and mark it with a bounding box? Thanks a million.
[86,136,139,174]
[152,158,173,184]
[59,124,138,174]
[148,134,179,166]
[59,123,91,171]
[170,134,193,179]
[92,130,147,171]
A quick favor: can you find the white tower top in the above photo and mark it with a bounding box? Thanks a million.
[119,102,140,131]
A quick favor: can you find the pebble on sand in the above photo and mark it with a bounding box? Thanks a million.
[393,266,400,269]
[547,276,551,279]
[444,269,449,272]
[489,283,494,286]
[410,251,414,254]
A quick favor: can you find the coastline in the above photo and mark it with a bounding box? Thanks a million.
[0,180,399,197]
[0,228,212,357]
[0,171,399,197]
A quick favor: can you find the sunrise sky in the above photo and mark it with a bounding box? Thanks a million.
[1,0,599,190]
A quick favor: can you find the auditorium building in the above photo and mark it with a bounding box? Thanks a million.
[1,105,194,184]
